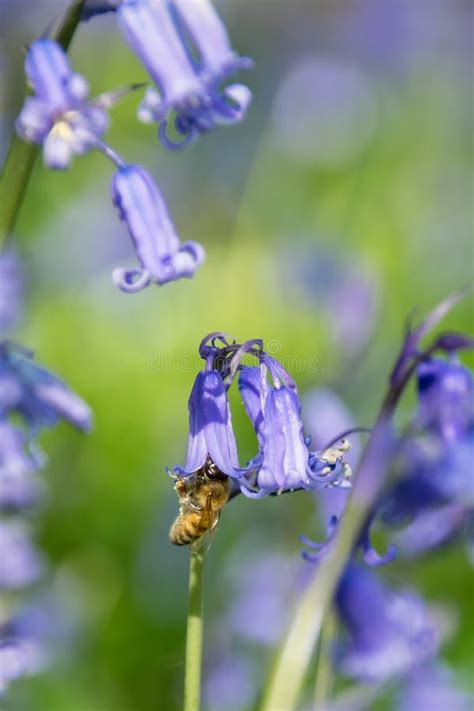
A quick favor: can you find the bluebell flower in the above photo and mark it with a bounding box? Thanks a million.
[335,564,438,683]
[238,359,351,497]
[380,356,474,554]
[0,346,92,433]
[416,357,474,443]
[238,359,315,496]
[0,521,43,590]
[117,0,252,148]
[0,253,22,335]
[175,368,243,478]
[15,39,109,169]
[112,165,205,292]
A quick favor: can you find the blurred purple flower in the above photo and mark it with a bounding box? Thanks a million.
[0,634,45,695]
[0,347,92,433]
[301,512,395,569]
[0,597,73,696]
[416,357,474,443]
[394,504,473,558]
[112,165,205,292]
[203,654,256,711]
[0,521,43,589]
[335,564,438,684]
[0,422,41,510]
[15,40,109,169]
[272,57,377,168]
[340,0,468,78]
[117,0,252,148]
[398,664,473,711]
[204,550,308,710]
[280,244,379,358]
[227,552,296,645]
[381,357,474,555]
[0,253,22,334]
[175,369,243,478]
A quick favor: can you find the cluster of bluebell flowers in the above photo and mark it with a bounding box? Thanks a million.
[15,0,252,292]
[300,300,474,700]
[173,332,352,498]
[0,253,91,695]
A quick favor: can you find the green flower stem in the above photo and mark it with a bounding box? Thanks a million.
[184,545,205,711]
[0,0,85,247]
[313,608,336,708]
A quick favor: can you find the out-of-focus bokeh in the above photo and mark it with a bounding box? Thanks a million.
[1,1,472,709]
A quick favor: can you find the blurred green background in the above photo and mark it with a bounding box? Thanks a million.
[1,1,473,709]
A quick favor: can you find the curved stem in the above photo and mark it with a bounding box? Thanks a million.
[184,545,205,711]
[0,0,85,247]
[93,140,127,168]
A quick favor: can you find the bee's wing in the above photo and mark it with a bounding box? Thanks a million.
[204,496,223,552]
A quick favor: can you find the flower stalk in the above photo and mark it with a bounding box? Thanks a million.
[184,544,206,711]
[0,0,85,247]
[259,294,466,711]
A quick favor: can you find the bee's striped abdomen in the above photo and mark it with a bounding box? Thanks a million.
[169,511,212,546]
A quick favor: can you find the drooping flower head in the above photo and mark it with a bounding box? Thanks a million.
[335,564,438,683]
[238,356,316,496]
[117,0,252,148]
[111,165,205,292]
[0,344,92,434]
[239,357,351,498]
[172,332,353,512]
[175,334,246,479]
[380,355,474,555]
[0,257,92,699]
[0,342,92,519]
[15,39,109,169]
[416,357,474,444]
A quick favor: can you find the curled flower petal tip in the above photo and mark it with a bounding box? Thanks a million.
[117,0,252,148]
[112,165,205,292]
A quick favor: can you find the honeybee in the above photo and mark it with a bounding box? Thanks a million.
[169,459,231,546]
